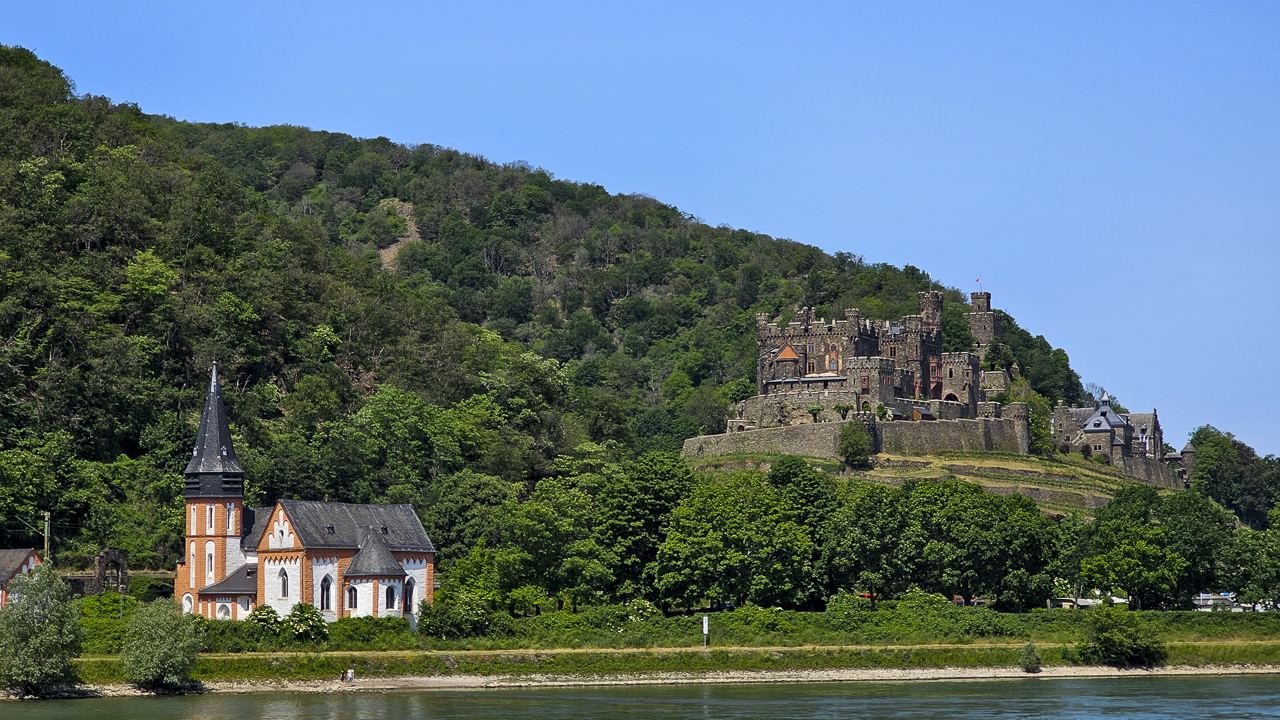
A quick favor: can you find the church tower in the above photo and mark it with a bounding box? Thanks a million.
[178,363,246,614]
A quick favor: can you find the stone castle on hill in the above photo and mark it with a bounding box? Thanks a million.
[687,291,1181,487]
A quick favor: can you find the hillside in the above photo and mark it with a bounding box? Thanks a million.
[0,47,1089,562]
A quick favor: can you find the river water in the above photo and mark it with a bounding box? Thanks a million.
[11,676,1280,719]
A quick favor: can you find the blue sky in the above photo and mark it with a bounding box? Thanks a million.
[7,1,1279,454]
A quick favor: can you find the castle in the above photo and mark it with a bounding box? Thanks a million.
[730,291,1006,430]
[177,364,436,622]
[701,291,1181,486]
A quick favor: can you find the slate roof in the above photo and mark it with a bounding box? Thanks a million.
[241,506,273,550]
[1081,399,1128,432]
[1182,441,1197,454]
[197,563,258,595]
[344,530,408,578]
[1124,413,1157,434]
[185,362,244,476]
[276,500,434,553]
[0,548,37,587]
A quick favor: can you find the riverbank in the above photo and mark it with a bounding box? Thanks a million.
[32,662,1280,699]
[29,640,1280,698]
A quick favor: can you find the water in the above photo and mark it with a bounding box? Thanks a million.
[9,676,1280,719]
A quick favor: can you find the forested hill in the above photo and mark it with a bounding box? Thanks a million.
[0,46,1084,566]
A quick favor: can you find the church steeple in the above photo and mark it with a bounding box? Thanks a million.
[184,362,244,498]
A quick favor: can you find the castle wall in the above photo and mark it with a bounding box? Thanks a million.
[879,417,1028,455]
[686,415,1028,461]
[1122,455,1183,489]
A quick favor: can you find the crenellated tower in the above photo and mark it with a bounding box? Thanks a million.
[178,363,247,612]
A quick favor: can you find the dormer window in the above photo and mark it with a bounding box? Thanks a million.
[381,526,389,535]
[1093,421,1102,428]
[326,525,335,534]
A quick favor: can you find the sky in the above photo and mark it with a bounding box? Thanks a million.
[6,1,1280,454]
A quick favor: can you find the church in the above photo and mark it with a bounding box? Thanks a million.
[176,364,436,622]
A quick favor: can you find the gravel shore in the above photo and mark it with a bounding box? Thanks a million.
[49,664,1280,699]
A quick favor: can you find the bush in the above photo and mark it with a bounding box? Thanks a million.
[1019,641,1042,673]
[284,603,328,643]
[121,598,205,690]
[1075,605,1166,668]
[0,564,82,696]
[418,596,513,640]
[80,592,142,654]
[128,577,174,602]
[838,421,872,468]
[244,604,282,635]
[329,616,413,647]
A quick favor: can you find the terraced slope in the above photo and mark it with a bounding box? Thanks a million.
[688,450,1171,515]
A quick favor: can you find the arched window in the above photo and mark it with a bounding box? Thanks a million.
[189,542,196,585]
[226,503,235,534]
[183,594,194,614]
[347,586,358,609]
[218,604,231,620]
[404,578,415,611]
[279,568,289,598]
[320,576,332,611]
[385,585,396,610]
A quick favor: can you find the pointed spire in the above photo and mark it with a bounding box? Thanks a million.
[184,362,244,483]
[1100,391,1110,405]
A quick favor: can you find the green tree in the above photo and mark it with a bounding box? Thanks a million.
[595,453,695,601]
[837,421,872,468]
[656,473,813,609]
[121,598,205,690]
[0,564,81,696]
[820,483,911,603]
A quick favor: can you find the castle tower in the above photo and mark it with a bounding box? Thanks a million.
[918,291,943,331]
[179,363,246,614]
[940,352,980,412]
[966,291,1002,362]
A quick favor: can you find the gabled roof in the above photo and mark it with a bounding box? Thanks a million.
[344,530,408,578]
[185,362,244,477]
[241,506,273,550]
[777,346,800,361]
[274,500,434,553]
[197,563,258,595]
[0,548,38,586]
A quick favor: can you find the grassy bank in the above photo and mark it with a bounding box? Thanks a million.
[72,641,1280,686]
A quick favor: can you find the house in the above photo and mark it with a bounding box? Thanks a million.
[177,363,436,622]
[0,548,41,609]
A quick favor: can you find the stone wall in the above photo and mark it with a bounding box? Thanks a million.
[878,417,1028,455]
[685,414,1028,461]
[1122,455,1183,489]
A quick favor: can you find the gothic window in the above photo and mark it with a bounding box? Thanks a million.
[226,503,235,534]
[320,576,332,611]
[206,504,215,533]
[190,542,196,586]
[830,344,838,352]
[386,585,396,610]
[405,578,415,610]
[279,569,289,598]
[205,541,215,584]
[347,586,358,609]
[218,604,231,620]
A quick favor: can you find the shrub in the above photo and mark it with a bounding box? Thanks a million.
[284,603,328,643]
[244,604,282,634]
[418,595,513,640]
[1075,605,1166,668]
[80,592,142,654]
[838,421,872,468]
[128,577,175,602]
[121,598,205,690]
[0,564,82,696]
[329,616,413,647]
[1019,641,1042,673]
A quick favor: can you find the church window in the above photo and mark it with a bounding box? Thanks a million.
[226,503,235,534]
[279,569,289,598]
[386,585,396,610]
[320,576,332,611]
[205,541,215,584]
[405,579,415,610]
[191,505,196,533]
[347,586,358,609]
[206,504,215,534]
[190,542,196,586]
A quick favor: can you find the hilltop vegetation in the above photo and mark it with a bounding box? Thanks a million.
[1,47,1278,617]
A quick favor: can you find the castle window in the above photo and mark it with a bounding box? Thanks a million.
[861,376,869,388]
[948,368,953,378]
[807,344,814,353]
[889,347,897,358]
[830,344,838,352]
[829,360,837,371]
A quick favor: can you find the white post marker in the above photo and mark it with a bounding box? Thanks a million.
[702,615,709,647]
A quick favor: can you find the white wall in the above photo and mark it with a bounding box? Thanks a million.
[347,578,373,618]
[267,507,296,550]
[377,578,404,616]
[262,555,300,616]
[401,557,429,617]
[311,556,338,621]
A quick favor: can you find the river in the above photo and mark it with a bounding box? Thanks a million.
[10,676,1280,719]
